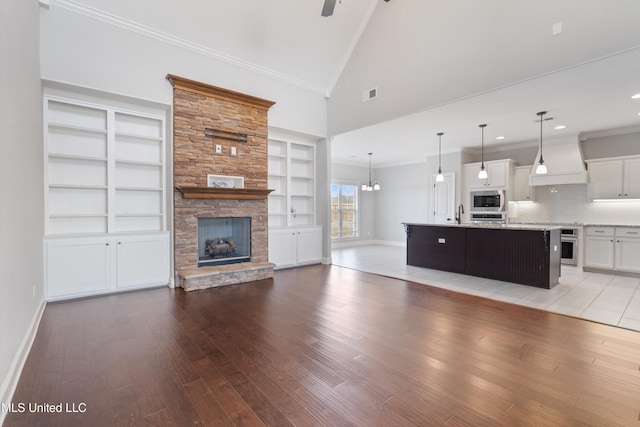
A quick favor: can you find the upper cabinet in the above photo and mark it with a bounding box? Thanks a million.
[45,97,166,235]
[587,156,640,200]
[512,165,535,201]
[268,139,316,228]
[464,159,513,190]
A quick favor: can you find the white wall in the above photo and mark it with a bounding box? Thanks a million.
[582,131,640,160]
[39,4,327,138]
[0,0,46,417]
[375,162,428,243]
[331,163,376,243]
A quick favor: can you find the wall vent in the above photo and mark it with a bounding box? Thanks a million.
[362,87,378,102]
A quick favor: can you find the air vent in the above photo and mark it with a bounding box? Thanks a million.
[362,87,378,102]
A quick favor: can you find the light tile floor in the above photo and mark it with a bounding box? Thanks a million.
[331,244,640,332]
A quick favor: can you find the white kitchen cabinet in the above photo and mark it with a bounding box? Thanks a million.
[512,165,534,201]
[584,234,615,270]
[614,228,640,273]
[587,156,640,200]
[269,226,322,269]
[464,159,513,190]
[46,233,170,300]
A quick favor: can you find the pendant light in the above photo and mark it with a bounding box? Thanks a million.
[361,153,380,191]
[435,132,444,182]
[535,111,548,174]
[478,124,488,179]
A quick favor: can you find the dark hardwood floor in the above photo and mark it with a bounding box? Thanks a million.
[5,264,640,426]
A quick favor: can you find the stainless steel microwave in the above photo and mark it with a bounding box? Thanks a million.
[470,189,505,212]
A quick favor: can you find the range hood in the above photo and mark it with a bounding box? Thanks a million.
[529,135,588,186]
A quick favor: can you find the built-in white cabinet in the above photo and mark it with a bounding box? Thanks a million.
[464,159,513,190]
[512,165,535,201]
[584,227,615,270]
[43,95,170,300]
[45,233,170,300]
[584,226,640,273]
[614,227,640,273]
[268,226,322,269]
[587,156,640,200]
[268,139,316,228]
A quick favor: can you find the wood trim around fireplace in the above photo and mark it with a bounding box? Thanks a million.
[175,186,274,200]
[166,74,276,110]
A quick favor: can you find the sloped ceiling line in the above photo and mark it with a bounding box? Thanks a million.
[48,0,328,95]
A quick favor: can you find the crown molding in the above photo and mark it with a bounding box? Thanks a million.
[166,74,275,110]
[51,0,327,96]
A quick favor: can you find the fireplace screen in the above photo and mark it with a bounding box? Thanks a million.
[197,217,251,267]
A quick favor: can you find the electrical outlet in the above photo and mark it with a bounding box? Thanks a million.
[215,144,222,154]
[231,146,237,156]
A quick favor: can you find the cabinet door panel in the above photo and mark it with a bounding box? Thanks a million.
[623,158,640,198]
[269,230,297,267]
[296,228,323,264]
[615,238,640,272]
[46,238,112,298]
[584,235,615,269]
[588,160,623,199]
[116,234,170,288]
[486,162,507,188]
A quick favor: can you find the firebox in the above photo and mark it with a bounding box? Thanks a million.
[197,217,251,267]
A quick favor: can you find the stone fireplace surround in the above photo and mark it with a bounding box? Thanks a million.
[167,75,276,291]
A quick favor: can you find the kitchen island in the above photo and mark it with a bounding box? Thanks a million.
[403,223,561,288]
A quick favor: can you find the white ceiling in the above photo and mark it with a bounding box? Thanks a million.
[69,0,640,167]
[332,47,640,167]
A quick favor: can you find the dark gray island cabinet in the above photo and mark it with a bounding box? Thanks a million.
[403,223,561,289]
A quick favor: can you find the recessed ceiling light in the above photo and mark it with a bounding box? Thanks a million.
[554,125,566,130]
[496,136,505,140]
[632,93,640,99]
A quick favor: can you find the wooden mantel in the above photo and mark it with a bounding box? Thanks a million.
[175,186,274,200]
[166,74,275,110]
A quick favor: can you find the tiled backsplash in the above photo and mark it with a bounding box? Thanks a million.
[510,184,640,225]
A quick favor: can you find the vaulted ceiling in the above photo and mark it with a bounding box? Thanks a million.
[68,0,640,167]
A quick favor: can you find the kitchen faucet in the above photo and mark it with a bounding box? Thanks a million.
[455,204,464,224]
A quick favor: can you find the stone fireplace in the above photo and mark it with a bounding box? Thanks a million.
[167,75,275,291]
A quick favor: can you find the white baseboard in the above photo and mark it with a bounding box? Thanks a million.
[0,299,46,425]
[371,239,406,248]
[331,239,406,249]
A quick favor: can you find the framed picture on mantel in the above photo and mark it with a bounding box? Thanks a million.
[207,174,244,189]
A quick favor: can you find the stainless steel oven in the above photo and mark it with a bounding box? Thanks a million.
[561,228,579,265]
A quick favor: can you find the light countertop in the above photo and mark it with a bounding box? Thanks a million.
[402,222,561,231]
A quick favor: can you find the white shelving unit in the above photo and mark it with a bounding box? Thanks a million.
[43,96,169,300]
[267,139,316,227]
[267,138,321,269]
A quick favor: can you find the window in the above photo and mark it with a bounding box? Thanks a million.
[331,183,359,238]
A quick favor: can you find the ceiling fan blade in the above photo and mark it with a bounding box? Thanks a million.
[321,0,336,17]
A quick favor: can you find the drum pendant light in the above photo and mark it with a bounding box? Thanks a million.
[478,124,488,179]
